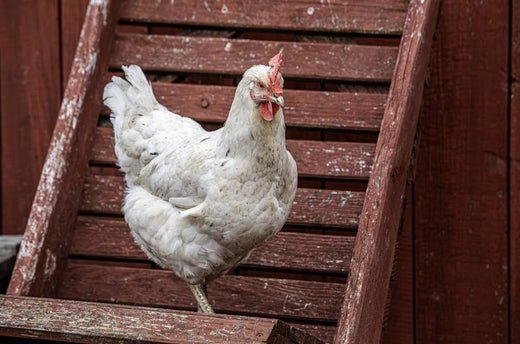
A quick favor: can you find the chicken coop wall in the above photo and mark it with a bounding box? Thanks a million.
[0,1,517,343]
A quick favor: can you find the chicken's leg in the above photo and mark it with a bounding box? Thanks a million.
[189,283,214,313]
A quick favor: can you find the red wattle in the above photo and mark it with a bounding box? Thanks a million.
[260,102,274,121]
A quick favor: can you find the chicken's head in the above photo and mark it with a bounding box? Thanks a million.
[246,50,285,122]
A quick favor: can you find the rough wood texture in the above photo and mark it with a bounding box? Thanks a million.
[0,295,323,344]
[71,216,355,274]
[7,0,120,297]
[120,0,409,34]
[58,262,344,322]
[91,127,375,179]
[101,82,387,131]
[111,34,398,82]
[512,1,520,340]
[0,1,61,235]
[336,1,439,343]
[81,174,365,229]
[415,1,509,343]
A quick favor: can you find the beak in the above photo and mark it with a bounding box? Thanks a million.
[269,95,284,108]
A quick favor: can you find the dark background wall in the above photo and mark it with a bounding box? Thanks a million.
[0,1,517,343]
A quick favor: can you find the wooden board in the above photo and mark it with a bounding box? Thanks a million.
[7,0,121,297]
[81,174,365,229]
[90,127,375,179]
[414,1,509,343]
[120,0,409,34]
[70,216,355,274]
[335,1,439,343]
[111,34,398,82]
[58,262,344,322]
[511,1,519,342]
[0,1,61,235]
[0,295,323,343]
[101,82,387,131]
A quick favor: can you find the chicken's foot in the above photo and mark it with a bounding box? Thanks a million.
[189,283,214,313]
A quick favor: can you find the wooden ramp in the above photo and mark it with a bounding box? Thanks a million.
[1,0,439,343]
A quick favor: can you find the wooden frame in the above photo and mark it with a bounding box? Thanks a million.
[0,0,439,343]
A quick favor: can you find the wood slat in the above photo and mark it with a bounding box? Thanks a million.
[90,127,375,179]
[336,1,440,343]
[111,34,399,82]
[0,295,323,344]
[80,174,365,229]
[7,0,120,297]
[120,0,409,34]
[102,82,387,131]
[70,216,355,274]
[58,262,344,322]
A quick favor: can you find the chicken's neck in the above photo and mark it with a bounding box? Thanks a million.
[220,83,286,163]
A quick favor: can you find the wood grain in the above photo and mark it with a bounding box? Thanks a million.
[512,0,520,340]
[7,0,120,297]
[120,0,409,34]
[81,174,365,229]
[90,127,375,179]
[58,262,345,322]
[0,1,61,235]
[414,1,509,343]
[0,295,323,343]
[111,34,398,82]
[336,1,439,343]
[101,82,387,131]
[70,216,355,274]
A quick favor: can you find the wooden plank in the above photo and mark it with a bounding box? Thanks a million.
[57,262,344,322]
[81,174,365,229]
[415,1,509,343]
[60,0,89,90]
[335,1,440,343]
[70,216,355,274]
[101,82,387,131]
[512,0,520,340]
[120,0,409,34]
[111,34,399,82]
[7,0,121,297]
[0,1,61,235]
[90,127,375,179]
[0,295,323,344]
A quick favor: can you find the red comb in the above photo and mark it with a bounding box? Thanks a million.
[268,49,283,95]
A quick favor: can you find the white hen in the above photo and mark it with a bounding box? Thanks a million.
[102,51,297,313]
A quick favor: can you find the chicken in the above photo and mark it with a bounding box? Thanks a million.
[102,51,297,313]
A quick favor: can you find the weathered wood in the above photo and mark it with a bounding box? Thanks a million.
[70,216,355,274]
[336,1,440,343]
[120,0,409,34]
[512,1,520,340]
[0,295,323,344]
[81,174,365,228]
[91,127,375,179]
[0,1,61,235]
[100,82,387,131]
[111,34,398,82]
[415,2,509,343]
[58,262,345,322]
[7,0,121,297]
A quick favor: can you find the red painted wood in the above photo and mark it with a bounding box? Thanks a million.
[70,216,355,274]
[81,174,365,229]
[0,1,61,235]
[58,262,345,322]
[0,295,323,343]
[111,34,398,82]
[120,0,409,34]
[415,1,509,342]
[512,1,520,340]
[101,82,387,131]
[336,1,440,343]
[7,0,121,297]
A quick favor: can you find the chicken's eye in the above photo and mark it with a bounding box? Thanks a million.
[258,82,265,89]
